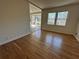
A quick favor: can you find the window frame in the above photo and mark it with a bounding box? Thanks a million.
[47,12,57,25]
[47,11,68,26]
[56,11,68,26]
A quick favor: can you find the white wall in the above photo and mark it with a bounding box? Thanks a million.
[75,21,79,41]
[77,23,79,35]
[0,0,30,45]
[42,4,79,34]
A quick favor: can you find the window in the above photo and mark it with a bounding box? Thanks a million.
[56,11,68,26]
[47,13,56,25]
[47,11,68,26]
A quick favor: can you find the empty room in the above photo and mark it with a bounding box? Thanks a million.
[0,0,79,59]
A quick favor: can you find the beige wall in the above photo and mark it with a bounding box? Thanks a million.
[0,0,30,44]
[42,4,79,34]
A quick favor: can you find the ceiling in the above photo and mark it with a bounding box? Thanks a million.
[29,3,41,13]
[29,0,79,9]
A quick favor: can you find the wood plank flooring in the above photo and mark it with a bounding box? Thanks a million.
[0,30,79,59]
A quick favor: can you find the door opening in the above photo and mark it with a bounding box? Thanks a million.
[29,3,41,32]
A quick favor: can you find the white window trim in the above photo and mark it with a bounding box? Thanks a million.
[47,11,68,26]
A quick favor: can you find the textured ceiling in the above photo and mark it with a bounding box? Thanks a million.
[29,0,79,9]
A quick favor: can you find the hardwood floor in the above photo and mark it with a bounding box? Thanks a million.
[0,30,79,59]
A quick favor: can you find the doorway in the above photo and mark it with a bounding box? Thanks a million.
[29,3,41,32]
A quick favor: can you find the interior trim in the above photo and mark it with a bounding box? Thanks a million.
[28,1,42,9]
[0,33,30,45]
[73,34,79,42]
[41,28,73,35]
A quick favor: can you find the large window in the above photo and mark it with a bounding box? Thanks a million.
[47,11,68,26]
[56,11,68,26]
[47,13,56,25]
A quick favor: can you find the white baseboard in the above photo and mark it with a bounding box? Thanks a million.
[73,34,79,42]
[0,33,30,45]
[42,28,73,35]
